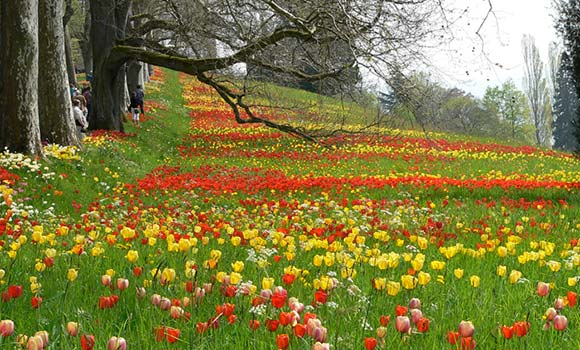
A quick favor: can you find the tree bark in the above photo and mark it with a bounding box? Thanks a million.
[64,25,77,86]
[126,60,142,94]
[79,0,92,74]
[0,0,42,155]
[38,0,80,146]
[90,0,131,131]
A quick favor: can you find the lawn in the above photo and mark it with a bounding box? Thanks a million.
[1,68,580,349]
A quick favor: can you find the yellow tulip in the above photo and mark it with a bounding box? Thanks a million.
[67,268,78,282]
[125,250,139,263]
[454,268,464,279]
[417,271,431,285]
[401,275,417,290]
[262,277,274,290]
[470,275,480,288]
[509,270,522,284]
[386,281,400,296]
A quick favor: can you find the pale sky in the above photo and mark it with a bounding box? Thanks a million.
[430,0,558,97]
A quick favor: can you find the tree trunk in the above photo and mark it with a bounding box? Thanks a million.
[79,0,92,74]
[0,0,42,155]
[126,60,142,94]
[64,25,77,86]
[38,0,80,146]
[90,0,131,131]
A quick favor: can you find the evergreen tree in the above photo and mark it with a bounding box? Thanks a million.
[553,53,580,151]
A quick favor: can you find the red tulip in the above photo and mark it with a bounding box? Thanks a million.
[513,321,530,337]
[364,337,378,350]
[501,325,513,339]
[416,317,430,332]
[271,292,286,308]
[460,336,476,350]
[379,315,391,326]
[165,327,180,343]
[266,319,279,332]
[567,291,577,307]
[314,290,328,304]
[249,320,260,330]
[293,323,306,338]
[276,334,290,349]
[446,331,460,345]
[395,305,408,316]
[31,296,42,309]
[7,285,22,299]
[81,334,95,350]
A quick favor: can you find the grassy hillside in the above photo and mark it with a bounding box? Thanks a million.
[1,68,580,349]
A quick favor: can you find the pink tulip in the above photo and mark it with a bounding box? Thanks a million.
[312,326,327,342]
[151,294,161,306]
[260,289,273,300]
[107,336,127,350]
[458,320,475,337]
[34,331,48,347]
[0,319,14,336]
[26,335,43,350]
[554,315,568,331]
[536,282,550,297]
[395,316,411,333]
[409,297,421,309]
[312,342,330,350]
[116,278,129,291]
[159,297,171,311]
[66,322,78,336]
[170,306,184,319]
[306,318,322,336]
[101,275,111,286]
[554,298,565,310]
[410,308,423,324]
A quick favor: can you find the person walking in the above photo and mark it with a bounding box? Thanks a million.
[128,92,141,128]
[135,84,144,116]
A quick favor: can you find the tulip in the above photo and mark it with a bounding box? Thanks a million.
[81,334,95,350]
[151,294,161,306]
[554,298,565,310]
[364,337,378,350]
[0,319,14,336]
[116,278,129,291]
[312,342,330,350]
[101,275,112,286]
[554,315,568,331]
[410,308,423,323]
[417,317,430,333]
[545,307,557,321]
[34,331,48,347]
[567,291,577,307]
[276,334,290,350]
[395,316,411,334]
[66,322,79,337]
[159,297,171,310]
[312,326,327,342]
[409,297,421,309]
[107,336,127,350]
[26,335,43,350]
[536,282,550,297]
[136,287,146,299]
[376,326,387,338]
[170,306,184,319]
[458,320,475,337]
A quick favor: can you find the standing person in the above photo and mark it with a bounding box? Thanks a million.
[128,92,141,128]
[82,86,92,124]
[72,99,88,139]
[135,84,144,116]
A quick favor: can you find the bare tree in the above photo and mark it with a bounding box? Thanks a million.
[87,0,462,138]
[522,34,551,146]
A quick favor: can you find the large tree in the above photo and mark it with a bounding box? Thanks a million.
[88,0,464,138]
[521,34,551,147]
[38,0,80,146]
[554,0,580,145]
[553,52,580,151]
[483,80,532,141]
[0,0,43,155]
